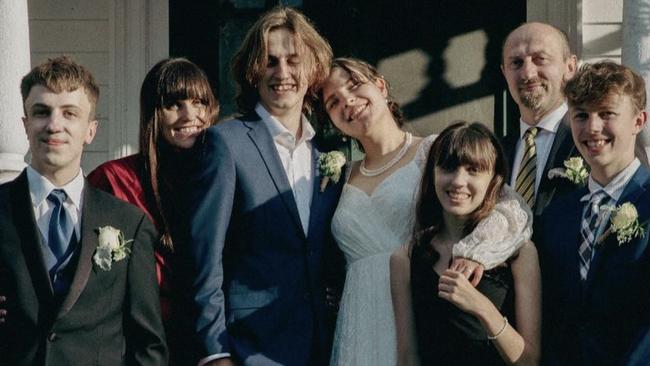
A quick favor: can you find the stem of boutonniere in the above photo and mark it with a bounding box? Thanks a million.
[320,177,330,192]
[595,227,612,247]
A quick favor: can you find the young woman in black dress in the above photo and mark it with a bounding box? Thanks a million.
[390,121,541,365]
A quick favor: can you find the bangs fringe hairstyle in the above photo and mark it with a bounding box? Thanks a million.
[21,55,100,118]
[140,57,219,248]
[231,6,333,114]
[317,57,406,129]
[411,121,507,261]
[564,61,647,112]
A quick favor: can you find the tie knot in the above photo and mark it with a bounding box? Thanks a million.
[525,127,539,139]
[47,189,68,206]
[588,191,609,213]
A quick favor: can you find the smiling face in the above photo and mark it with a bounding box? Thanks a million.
[321,66,390,138]
[257,27,309,120]
[502,23,576,123]
[160,98,208,149]
[434,164,494,220]
[23,85,97,183]
[570,93,646,185]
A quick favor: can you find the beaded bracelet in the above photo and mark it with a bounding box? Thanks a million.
[487,316,508,340]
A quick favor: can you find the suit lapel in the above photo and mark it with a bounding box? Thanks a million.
[502,133,519,181]
[57,183,100,318]
[536,114,576,215]
[585,166,650,292]
[11,172,54,299]
[559,189,586,299]
[307,143,334,239]
[242,114,305,236]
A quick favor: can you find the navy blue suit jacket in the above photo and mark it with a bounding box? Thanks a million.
[180,112,343,366]
[536,165,650,366]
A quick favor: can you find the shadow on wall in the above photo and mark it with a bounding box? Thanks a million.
[307,0,523,128]
[170,0,525,137]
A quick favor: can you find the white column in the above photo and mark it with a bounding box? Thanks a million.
[0,0,30,183]
[622,0,650,166]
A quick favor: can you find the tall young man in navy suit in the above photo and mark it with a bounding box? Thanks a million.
[536,61,650,365]
[179,7,342,366]
[0,57,167,365]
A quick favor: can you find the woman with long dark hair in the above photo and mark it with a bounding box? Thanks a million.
[88,57,219,365]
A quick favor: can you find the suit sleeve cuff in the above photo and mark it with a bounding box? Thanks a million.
[198,353,232,366]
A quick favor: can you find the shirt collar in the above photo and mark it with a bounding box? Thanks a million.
[26,166,85,211]
[582,158,641,203]
[255,103,315,149]
[519,103,568,138]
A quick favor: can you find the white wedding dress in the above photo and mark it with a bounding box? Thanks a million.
[329,134,531,366]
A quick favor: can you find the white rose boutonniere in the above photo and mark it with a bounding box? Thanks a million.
[93,226,132,271]
[598,202,646,246]
[607,202,645,245]
[318,151,346,192]
[548,157,589,185]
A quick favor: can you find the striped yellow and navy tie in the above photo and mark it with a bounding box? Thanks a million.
[515,127,538,207]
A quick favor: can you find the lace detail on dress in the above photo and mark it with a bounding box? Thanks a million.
[453,184,533,269]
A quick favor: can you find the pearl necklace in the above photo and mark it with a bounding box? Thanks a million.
[360,132,413,177]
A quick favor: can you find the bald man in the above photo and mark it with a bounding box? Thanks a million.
[501,22,580,217]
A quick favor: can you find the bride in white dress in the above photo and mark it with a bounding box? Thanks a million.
[319,58,532,366]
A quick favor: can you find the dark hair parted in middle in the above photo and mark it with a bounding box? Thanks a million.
[139,57,219,248]
[411,121,508,259]
[231,6,333,114]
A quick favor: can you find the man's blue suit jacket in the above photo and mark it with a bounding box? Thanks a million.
[179,112,344,366]
[536,164,650,366]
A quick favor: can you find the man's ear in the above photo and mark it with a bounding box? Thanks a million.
[84,119,98,145]
[634,110,647,134]
[564,55,578,82]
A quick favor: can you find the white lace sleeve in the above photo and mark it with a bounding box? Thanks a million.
[452,184,533,270]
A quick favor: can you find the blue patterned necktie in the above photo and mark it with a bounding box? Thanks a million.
[578,191,610,280]
[47,189,74,267]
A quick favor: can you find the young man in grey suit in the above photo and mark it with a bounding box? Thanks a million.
[0,56,167,366]
[501,22,579,216]
[179,7,343,366]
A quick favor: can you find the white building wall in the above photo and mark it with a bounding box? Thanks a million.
[26,0,168,172]
[28,0,112,171]
[582,0,624,63]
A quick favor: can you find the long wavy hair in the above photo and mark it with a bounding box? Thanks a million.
[231,6,332,115]
[411,121,507,261]
[139,57,219,248]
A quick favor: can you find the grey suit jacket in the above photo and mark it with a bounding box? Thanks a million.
[0,171,167,366]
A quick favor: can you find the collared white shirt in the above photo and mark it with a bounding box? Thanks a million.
[256,103,315,235]
[510,103,568,195]
[26,166,85,271]
[580,158,641,250]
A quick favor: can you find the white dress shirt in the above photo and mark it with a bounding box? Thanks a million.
[256,103,315,235]
[510,103,568,195]
[26,166,84,272]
